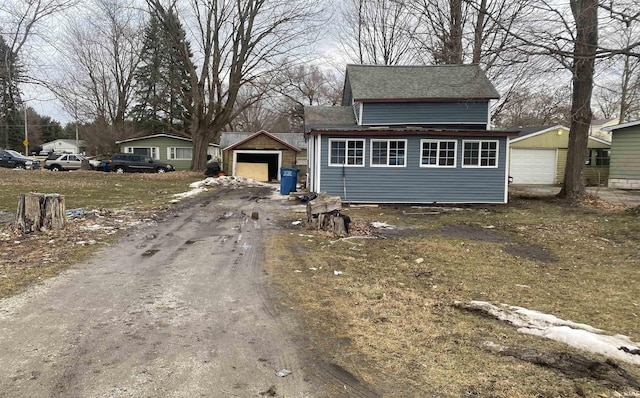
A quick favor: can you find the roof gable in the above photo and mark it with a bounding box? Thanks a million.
[223,130,301,152]
[342,64,499,105]
[604,119,640,132]
[510,125,568,143]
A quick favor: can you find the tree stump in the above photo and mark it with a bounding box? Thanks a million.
[15,193,66,234]
[305,194,349,236]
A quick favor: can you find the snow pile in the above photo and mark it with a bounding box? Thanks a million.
[172,187,208,201]
[465,301,640,365]
[189,176,272,189]
[371,221,395,229]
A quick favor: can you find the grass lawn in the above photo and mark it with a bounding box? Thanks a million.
[0,168,204,213]
[0,168,204,297]
[265,195,640,397]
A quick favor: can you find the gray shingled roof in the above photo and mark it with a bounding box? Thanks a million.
[304,106,357,131]
[219,131,306,148]
[345,64,500,101]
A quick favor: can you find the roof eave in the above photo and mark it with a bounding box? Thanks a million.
[353,97,499,103]
[309,129,519,137]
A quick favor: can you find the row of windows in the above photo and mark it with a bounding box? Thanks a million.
[328,139,499,168]
[124,146,193,160]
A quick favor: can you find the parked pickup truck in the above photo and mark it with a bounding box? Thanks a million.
[0,149,41,170]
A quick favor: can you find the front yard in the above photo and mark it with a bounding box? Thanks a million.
[266,195,640,397]
[1,168,638,396]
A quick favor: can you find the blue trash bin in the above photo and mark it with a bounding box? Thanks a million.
[280,168,299,195]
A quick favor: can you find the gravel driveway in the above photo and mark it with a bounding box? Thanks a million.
[0,186,378,398]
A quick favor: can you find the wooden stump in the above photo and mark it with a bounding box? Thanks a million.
[15,193,66,233]
[306,194,342,222]
[306,194,348,236]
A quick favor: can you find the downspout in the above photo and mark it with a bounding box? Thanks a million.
[342,164,347,201]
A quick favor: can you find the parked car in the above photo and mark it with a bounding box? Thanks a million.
[0,149,41,170]
[107,153,174,173]
[44,153,86,171]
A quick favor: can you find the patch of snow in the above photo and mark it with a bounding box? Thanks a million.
[190,176,273,189]
[371,221,394,229]
[466,301,640,365]
[171,187,208,202]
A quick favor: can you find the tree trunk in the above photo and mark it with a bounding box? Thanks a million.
[472,0,488,64]
[14,193,66,234]
[559,0,598,199]
[191,130,210,172]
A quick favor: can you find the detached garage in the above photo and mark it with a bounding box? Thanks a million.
[510,125,611,185]
[510,149,557,184]
[222,130,302,182]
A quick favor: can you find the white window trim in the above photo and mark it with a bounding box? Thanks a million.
[167,147,193,160]
[461,140,499,168]
[370,139,407,167]
[124,146,160,160]
[419,139,458,168]
[328,138,366,167]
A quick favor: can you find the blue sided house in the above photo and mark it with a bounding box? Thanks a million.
[304,64,519,204]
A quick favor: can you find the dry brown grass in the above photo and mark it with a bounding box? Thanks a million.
[265,195,640,397]
[0,168,204,298]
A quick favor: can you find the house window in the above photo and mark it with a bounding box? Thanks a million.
[168,147,192,160]
[125,146,159,159]
[329,139,365,166]
[420,140,457,167]
[586,149,610,166]
[371,139,406,166]
[462,140,498,167]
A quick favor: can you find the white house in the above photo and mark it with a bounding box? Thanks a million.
[41,139,85,154]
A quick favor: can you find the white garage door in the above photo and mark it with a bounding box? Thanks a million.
[510,149,557,184]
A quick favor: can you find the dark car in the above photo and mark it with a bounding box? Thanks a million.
[107,153,174,173]
[0,149,41,170]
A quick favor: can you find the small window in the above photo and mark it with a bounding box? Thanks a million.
[329,139,365,166]
[371,139,406,167]
[587,149,610,166]
[421,140,457,167]
[125,147,159,159]
[463,140,498,167]
[168,147,192,160]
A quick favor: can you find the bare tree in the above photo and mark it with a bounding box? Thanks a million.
[339,0,419,65]
[0,0,74,150]
[55,0,144,147]
[148,0,327,171]
[479,1,640,198]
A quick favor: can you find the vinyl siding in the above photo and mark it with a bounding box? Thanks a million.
[609,126,640,179]
[119,136,192,170]
[318,135,508,203]
[361,102,489,126]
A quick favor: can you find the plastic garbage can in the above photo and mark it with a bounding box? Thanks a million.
[280,168,299,195]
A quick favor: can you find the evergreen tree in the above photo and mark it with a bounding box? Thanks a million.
[131,9,192,135]
[0,36,24,150]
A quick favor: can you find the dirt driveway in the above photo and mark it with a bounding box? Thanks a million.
[0,186,377,398]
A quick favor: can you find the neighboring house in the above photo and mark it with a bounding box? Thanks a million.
[590,118,618,141]
[115,134,221,171]
[220,130,303,182]
[41,139,85,154]
[304,64,518,204]
[509,125,611,186]
[604,120,640,189]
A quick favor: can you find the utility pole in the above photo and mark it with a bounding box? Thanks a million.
[24,106,28,155]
